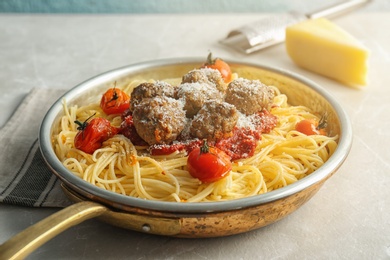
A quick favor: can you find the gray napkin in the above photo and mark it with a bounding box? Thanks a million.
[0,88,72,207]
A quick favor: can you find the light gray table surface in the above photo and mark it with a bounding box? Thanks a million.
[1,3,390,259]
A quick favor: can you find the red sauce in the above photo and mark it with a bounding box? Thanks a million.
[256,109,278,134]
[216,110,277,160]
[120,109,277,160]
[215,127,260,160]
[153,110,277,160]
[149,139,202,156]
[120,113,148,146]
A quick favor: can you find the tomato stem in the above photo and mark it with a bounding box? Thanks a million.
[74,113,96,131]
[200,139,209,154]
[317,113,328,130]
[206,52,214,65]
[110,82,119,102]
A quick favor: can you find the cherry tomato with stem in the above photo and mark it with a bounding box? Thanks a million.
[100,85,130,115]
[295,114,327,136]
[74,114,119,154]
[187,140,232,183]
[201,52,232,83]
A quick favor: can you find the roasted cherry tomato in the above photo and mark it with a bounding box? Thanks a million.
[100,86,130,115]
[187,140,232,183]
[201,52,232,83]
[74,115,118,154]
[295,115,327,136]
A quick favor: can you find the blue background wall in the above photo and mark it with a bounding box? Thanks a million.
[0,0,388,13]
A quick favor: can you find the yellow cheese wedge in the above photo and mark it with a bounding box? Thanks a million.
[285,18,369,87]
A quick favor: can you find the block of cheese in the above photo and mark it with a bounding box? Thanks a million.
[285,18,369,87]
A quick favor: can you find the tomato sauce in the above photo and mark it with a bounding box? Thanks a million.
[215,128,259,160]
[120,113,148,146]
[137,109,278,160]
[149,139,202,156]
[256,109,278,134]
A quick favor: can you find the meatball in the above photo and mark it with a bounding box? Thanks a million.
[177,82,223,118]
[190,101,238,141]
[132,96,186,145]
[225,78,274,115]
[182,68,226,92]
[130,81,176,112]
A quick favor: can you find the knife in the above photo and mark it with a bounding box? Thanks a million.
[220,0,372,54]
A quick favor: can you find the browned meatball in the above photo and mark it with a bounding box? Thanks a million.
[182,68,226,92]
[190,101,238,141]
[225,78,274,115]
[130,81,176,112]
[177,82,223,118]
[132,96,186,145]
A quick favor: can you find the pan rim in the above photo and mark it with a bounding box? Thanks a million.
[39,57,352,213]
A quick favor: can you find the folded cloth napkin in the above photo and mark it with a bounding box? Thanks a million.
[0,88,72,207]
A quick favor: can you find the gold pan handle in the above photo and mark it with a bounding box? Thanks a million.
[0,201,107,260]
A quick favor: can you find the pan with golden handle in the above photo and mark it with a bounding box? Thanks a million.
[0,185,182,260]
[0,176,326,260]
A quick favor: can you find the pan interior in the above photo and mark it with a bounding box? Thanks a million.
[39,58,351,214]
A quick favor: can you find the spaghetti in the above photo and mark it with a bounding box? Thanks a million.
[53,76,338,203]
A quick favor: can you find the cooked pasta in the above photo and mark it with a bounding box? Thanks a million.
[53,77,338,203]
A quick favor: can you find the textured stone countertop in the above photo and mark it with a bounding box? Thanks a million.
[1,6,390,260]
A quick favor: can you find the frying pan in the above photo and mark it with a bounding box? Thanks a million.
[0,58,353,259]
